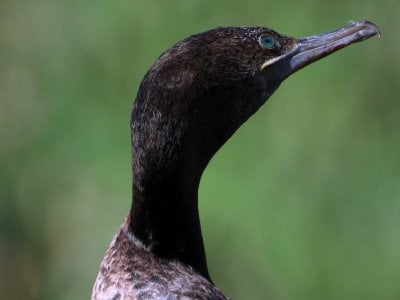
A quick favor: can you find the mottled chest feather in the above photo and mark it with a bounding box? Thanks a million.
[92,218,228,300]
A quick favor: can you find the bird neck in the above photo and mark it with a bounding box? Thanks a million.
[129,146,211,280]
[127,74,268,281]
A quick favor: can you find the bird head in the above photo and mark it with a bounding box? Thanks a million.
[132,21,379,180]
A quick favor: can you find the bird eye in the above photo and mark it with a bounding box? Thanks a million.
[259,35,276,49]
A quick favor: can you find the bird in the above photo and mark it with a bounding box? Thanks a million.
[92,20,379,300]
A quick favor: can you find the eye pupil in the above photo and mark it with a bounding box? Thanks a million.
[259,35,275,49]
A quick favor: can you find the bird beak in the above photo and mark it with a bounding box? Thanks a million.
[261,20,380,81]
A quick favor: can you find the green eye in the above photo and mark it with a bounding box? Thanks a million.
[259,35,276,49]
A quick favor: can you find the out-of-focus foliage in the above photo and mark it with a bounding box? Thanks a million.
[1,0,399,299]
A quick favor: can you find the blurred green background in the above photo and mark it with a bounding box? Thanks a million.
[1,0,399,299]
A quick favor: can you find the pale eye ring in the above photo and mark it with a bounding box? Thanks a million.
[259,35,276,49]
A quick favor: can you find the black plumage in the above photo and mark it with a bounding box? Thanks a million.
[92,21,379,299]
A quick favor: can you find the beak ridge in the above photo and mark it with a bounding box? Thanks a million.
[261,20,380,80]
